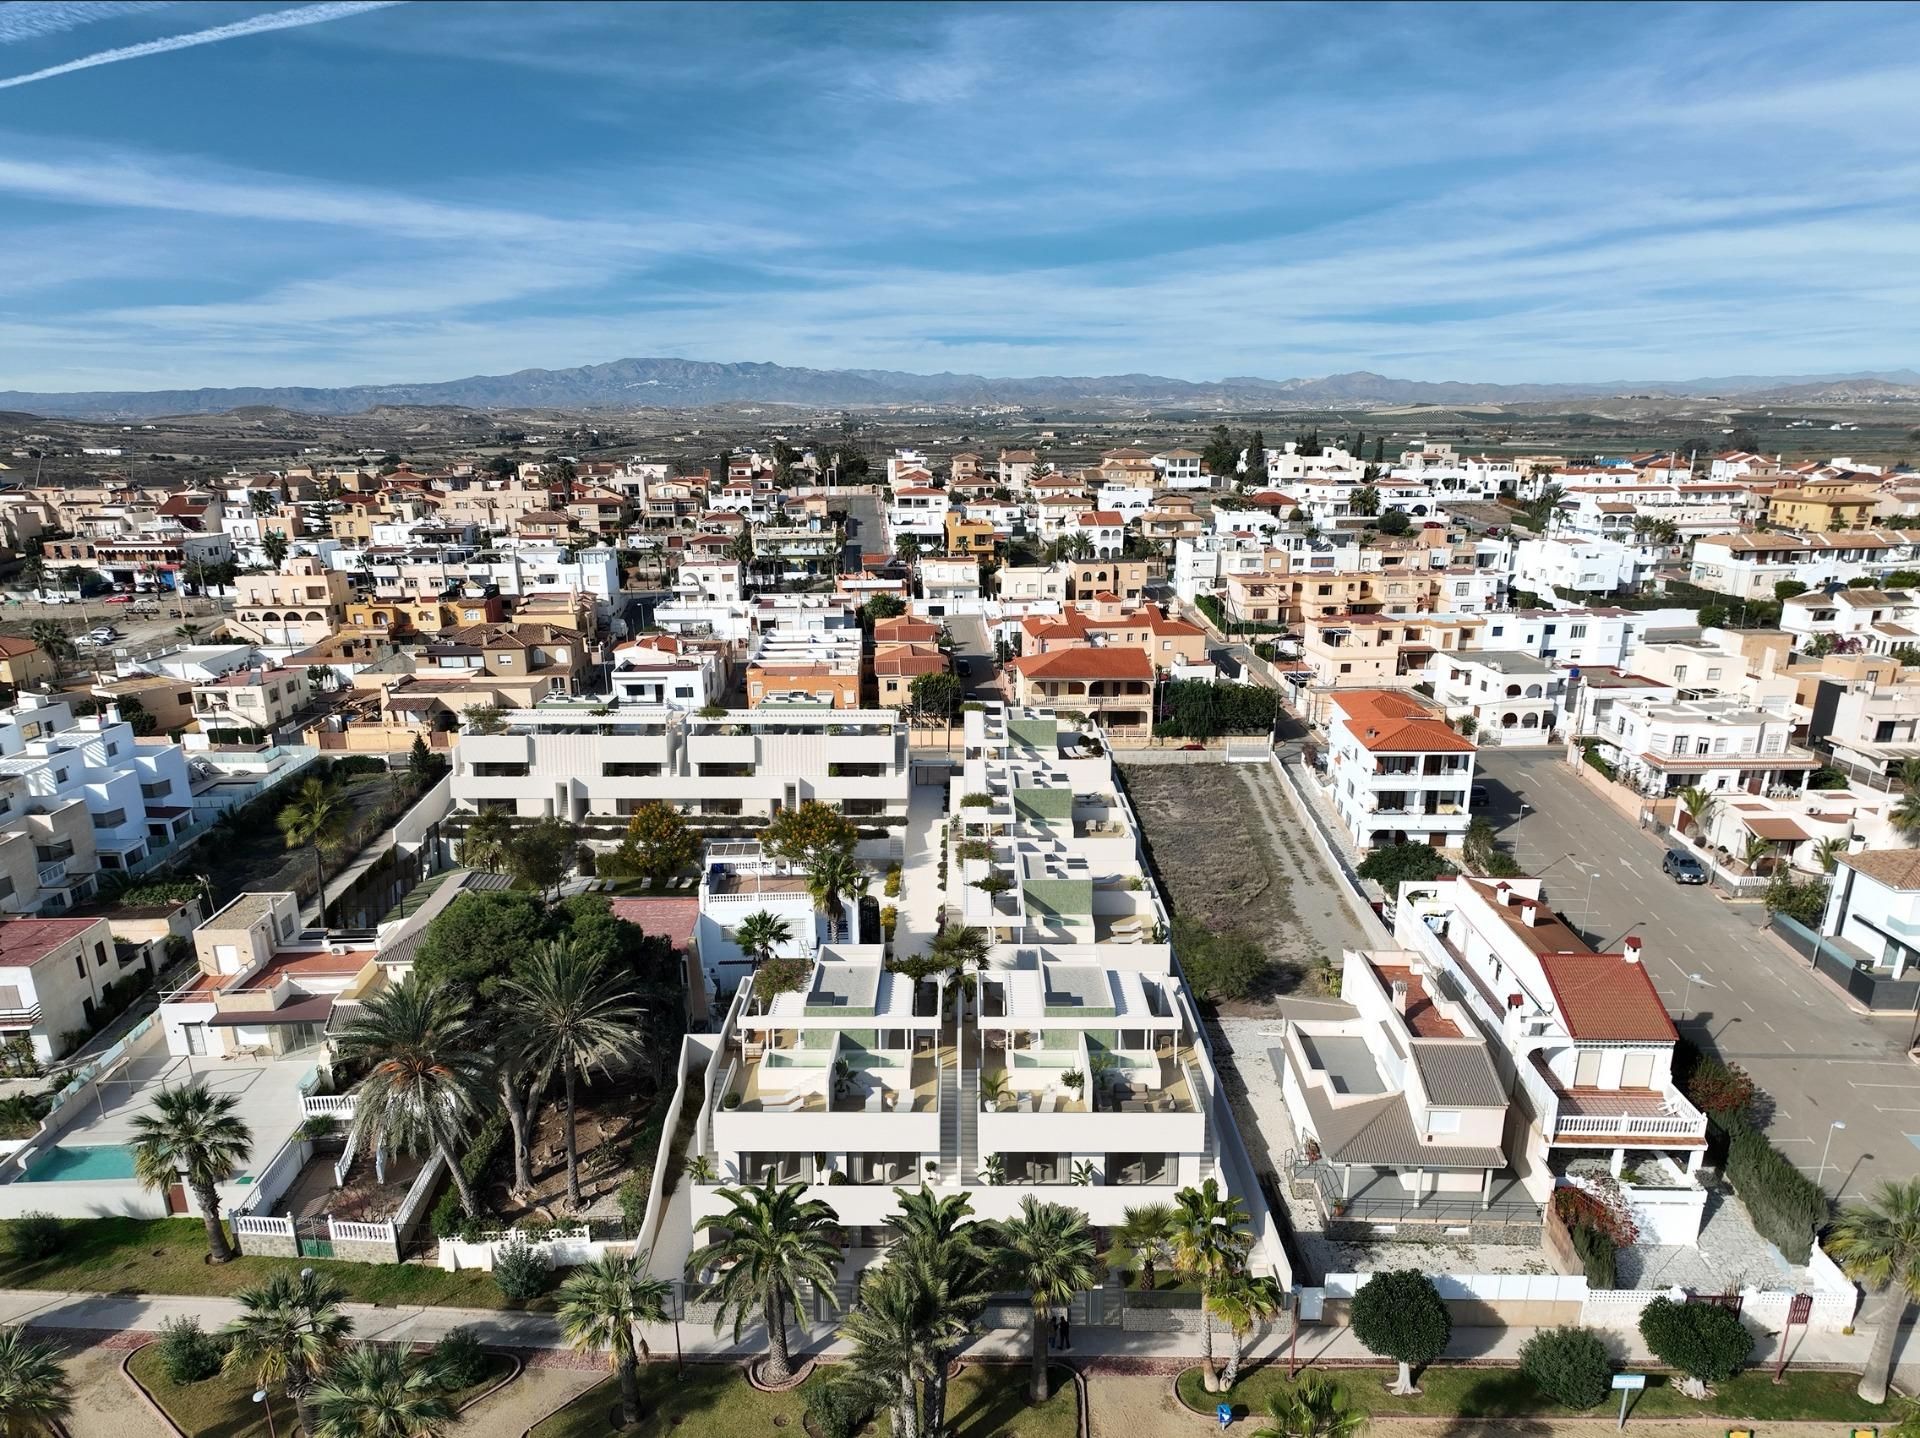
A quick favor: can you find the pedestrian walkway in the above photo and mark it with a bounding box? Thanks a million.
[892,776,947,958]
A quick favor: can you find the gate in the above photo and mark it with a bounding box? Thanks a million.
[296,1218,334,1261]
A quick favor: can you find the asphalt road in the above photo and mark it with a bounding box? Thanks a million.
[838,489,886,570]
[1477,747,1920,1199]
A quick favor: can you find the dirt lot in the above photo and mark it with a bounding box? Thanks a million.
[1121,761,1371,1008]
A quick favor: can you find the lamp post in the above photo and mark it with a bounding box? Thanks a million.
[1679,972,1706,1023]
[253,1389,278,1438]
[1816,1120,1846,1190]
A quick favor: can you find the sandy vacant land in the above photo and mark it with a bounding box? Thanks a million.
[1120,762,1370,1006]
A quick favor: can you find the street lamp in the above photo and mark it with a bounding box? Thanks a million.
[1817,1120,1846,1189]
[1679,972,1706,1023]
[253,1389,278,1438]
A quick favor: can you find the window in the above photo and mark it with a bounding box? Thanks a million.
[1706,667,1723,681]
[95,943,109,968]
[1490,625,1503,638]
[1339,663,1352,675]
[92,809,127,829]
[105,742,118,758]
[1673,665,1688,681]
[1426,1110,1462,1136]
[1569,624,1587,639]
[74,954,86,980]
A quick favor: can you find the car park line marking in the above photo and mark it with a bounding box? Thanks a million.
[1740,1000,1754,1013]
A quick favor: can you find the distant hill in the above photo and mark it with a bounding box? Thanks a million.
[3,357,1917,420]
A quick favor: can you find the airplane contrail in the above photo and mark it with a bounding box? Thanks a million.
[0,1,402,91]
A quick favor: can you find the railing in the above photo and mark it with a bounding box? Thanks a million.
[327,1218,397,1246]
[301,1094,356,1119]
[35,861,67,887]
[394,1152,445,1235]
[234,1214,296,1240]
[0,1006,43,1028]
[334,1147,355,1188]
[1555,1110,1708,1139]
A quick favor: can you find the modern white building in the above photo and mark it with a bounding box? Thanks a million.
[452,706,910,825]
[608,637,726,710]
[1780,588,1920,654]
[1425,651,1565,747]
[1591,696,1818,798]
[1323,689,1477,850]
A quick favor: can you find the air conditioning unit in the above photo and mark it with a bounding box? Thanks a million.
[329,943,347,956]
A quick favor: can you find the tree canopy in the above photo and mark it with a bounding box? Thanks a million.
[1153,680,1278,740]
[763,800,859,867]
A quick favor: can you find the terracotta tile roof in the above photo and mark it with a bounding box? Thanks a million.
[0,917,103,968]
[0,637,42,658]
[607,897,699,951]
[1330,689,1474,753]
[1537,950,1677,1042]
[1009,647,1152,681]
[1078,511,1124,525]
[1839,848,1920,889]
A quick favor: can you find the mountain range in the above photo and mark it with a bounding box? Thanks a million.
[4,357,1919,420]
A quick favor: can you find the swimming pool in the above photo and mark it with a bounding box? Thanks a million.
[18,1145,138,1182]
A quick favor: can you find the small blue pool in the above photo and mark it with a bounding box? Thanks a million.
[19,1145,138,1182]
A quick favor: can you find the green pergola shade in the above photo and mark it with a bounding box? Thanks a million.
[1013,786,1074,822]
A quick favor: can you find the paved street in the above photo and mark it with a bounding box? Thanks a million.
[1478,748,1920,1198]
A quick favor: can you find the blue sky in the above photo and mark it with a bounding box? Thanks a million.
[1,1,1917,391]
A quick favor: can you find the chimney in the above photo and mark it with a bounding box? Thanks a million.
[1495,881,1513,905]
[1624,935,1644,965]
[1520,901,1540,928]
[1390,980,1409,1015]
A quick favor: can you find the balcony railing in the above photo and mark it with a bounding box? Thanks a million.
[1554,1110,1707,1140]
[0,1005,43,1029]
[302,1093,357,1119]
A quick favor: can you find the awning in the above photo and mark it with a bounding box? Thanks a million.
[1745,816,1811,842]
[208,996,334,1027]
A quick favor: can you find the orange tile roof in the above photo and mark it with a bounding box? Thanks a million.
[1009,647,1153,680]
[1330,689,1474,753]
[1537,950,1676,1042]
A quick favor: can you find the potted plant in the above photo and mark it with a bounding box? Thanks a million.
[721,1090,742,1110]
[1062,1069,1085,1097]
[978,1153,1005,1186]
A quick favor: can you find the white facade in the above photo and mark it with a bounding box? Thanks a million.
[1511,537,1646,597]
[1594,696,1817,797]
[1425,651,1565,746]
[608,641,724,710]
[1323,691,1477,850]
[1780,588,1920,653]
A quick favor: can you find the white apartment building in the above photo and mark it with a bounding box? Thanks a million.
[1393,876,1710,1243]
[1689,531,1920,600]
[886,485,950,543]
[1152,449,1206,488]
[1780,588,1920,654]
[673,704,1273,1266]
[452,706,909,826]
[1591,696,1818,797]
[1425,651,1565,746]
[1511,537,1648,598]
[0,694,195,914]
[1323,689,1477,850]
[693,839,832,996]
[1474,606,1696,670]
[192,667,306,736]
[608,637,725,710]
[366,546,620,606]
[917,557,983,616]
[1065,511,1126,561]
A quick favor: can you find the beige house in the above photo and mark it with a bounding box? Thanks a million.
[193,668,307,736]
[226,558,357,646]
[0,639,55,694]
[0,916,126,1061]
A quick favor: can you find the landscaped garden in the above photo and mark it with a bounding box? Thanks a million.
[530,1362,1078,1438]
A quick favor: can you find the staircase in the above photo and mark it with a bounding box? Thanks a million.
[958,1061,979,1185]
[938,1050,962,1184]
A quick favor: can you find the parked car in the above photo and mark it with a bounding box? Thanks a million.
[104,594,135,604]
[955,658,972,677]
[1470,785,1491,809]
[1662,849,1708,884]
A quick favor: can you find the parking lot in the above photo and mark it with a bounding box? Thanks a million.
[1477,748,1920,1198]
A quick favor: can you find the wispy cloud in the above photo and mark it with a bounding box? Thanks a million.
[0,2,174,45]
[0,0,399,90]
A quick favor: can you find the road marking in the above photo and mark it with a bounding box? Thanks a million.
[1740,1000,1754,1013]
[1781,1039,1797,1051]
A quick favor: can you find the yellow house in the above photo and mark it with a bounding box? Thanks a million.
[0,638,55,692]
[943,512,997,556]
[1767,482,1881,533]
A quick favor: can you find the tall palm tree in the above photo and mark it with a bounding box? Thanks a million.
[1170,1179,1254,1391]
[1209,1272,1286,1390]
[307,1342,453,1438]
[996,1195,1097,1404]
[459,807,513,874]
[333,978,490,1216]
[686,1178,842,1385]
[805,848,869,942]
[225,1269,355,1438]
[557,1252,673,1428]
[840,1263,944,1438]
[278,776,350,914]
[1828,1178,1920,1402]
[0,1326,71,1438]
[261,531,292,569]
[887,1187,994,1438]
[1254,1371,1364,1438]
[25,621,73,685]
[503,938,646,1210]
[129,1082,253,1264]
[927,925,989,980]
[1115,1203,1176,1290]
[1676,784,1717,841]
[734,910,794,968]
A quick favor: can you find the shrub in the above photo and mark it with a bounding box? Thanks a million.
[157,1315,225,1385]
[1173,917,1268,1003]
[1519,1325,1612,1409]
[430,1108,508,1241]
[429,1326,490,1391]
[1685,1057,1756,1125]
[618,1173,649,1234]
[1552,1175,1639,1248]
[883,863,903,898]
[805,1378,874,1438]
[6,1212,62,1263]
[1726,1128,1826,1263]
[1357,842,1455,888]
[1569,1222,1616,1290]
[491,1239,552,1301]
[1637,1295,1754,1382]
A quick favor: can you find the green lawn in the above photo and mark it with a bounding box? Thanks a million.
[1178,1362,1887,1424]
[0,1217,506,1306]
[532,1361,1080,1438]
[128,1343,516,1437]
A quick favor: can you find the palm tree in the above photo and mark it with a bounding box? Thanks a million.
[996,1195,1097,1404]
[1828,1178,1920,1402]
[1062,533,1094,562]
[840,1263,945,1438]
[0,1326,71,1437]
[277,776,351,915]
[1894,790,1920,843]
[1676,784,1717,842]
[503,938,647,1210]
[25,620,73,685]
[1115,1203,1177,1291]
[1741,833,1773,875]
[887,1187,994,1438]
[557,1252,673,1428]
[734,910,794,968]
[174,622,204,641]
[261,531,291,569]
[1814,835,1849,873]
[225,1269,355,1438]
[129,1082,253,1263]
[1254,1372,1365,1438]
[459,807,513,874]
[1170,1179,1253,1391]
[332,978,490,1216]
[805,848,869,942]
[307,1342,453,1438]
[927,925,989,980]
[1350,485,1380,518]
[686,1178,842,1385]
[1209,1272,1286,1390]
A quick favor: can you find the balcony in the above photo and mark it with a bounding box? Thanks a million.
[0,1003,43,1030]
[1547,1084,1708,1145]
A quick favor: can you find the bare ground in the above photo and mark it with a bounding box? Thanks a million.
[1120,763,1371,1009]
